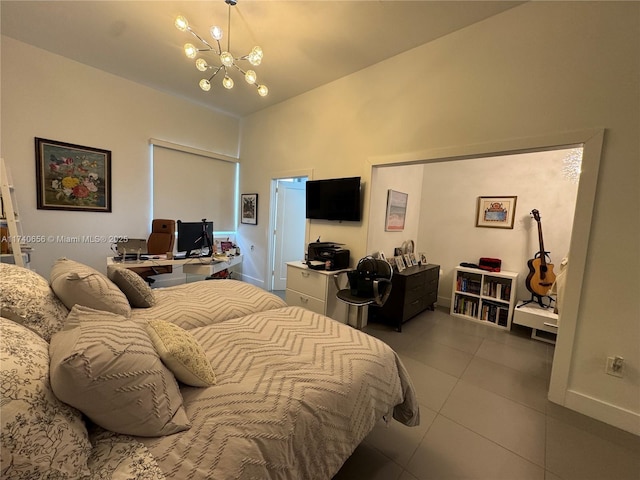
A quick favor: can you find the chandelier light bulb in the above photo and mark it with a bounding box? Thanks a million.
[248,46,263,66]
[175,15,188,32]
[199,79,211,91]
[210,26,223,41]
[220,51,234,67]
[184,43,198,59]
[223,76,234,89]
[195,58,209,72]
[244,70,257,84]
[257,84,268,97]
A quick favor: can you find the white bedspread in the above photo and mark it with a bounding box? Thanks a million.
[130,279,287,329]
[136,306,420,479]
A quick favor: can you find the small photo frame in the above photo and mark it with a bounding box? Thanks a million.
[476,196,517,229]
[387,256,396,269]
[35,137,111,212]
[419,252,428,265]
[409,253,418,266]
[379,251,386,261]
[395,255,406,272]
[403,254,412,268]
[241,193,258,225]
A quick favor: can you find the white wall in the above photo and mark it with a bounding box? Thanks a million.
[239,2,639,433]
[1,36,240,274]
[367,164,424,258]
[414,149,579,306]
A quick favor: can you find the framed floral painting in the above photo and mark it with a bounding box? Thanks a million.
[35,138,111,212]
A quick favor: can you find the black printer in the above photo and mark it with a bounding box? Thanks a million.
[306,242,350,271]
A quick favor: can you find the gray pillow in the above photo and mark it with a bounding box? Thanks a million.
[110,268,157,308]
[0,263,69,341]
[1,318,91,477]
[50,258,131,317]
[49,305,190,437]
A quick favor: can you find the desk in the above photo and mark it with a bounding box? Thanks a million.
[107,254,243,277]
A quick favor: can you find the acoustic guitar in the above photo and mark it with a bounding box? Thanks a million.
[525,209,556,298]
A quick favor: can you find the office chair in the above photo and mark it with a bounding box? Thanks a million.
[129,219,176,285]
[333,256,393,329]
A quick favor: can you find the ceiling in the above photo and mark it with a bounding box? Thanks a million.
[1,1,523,118]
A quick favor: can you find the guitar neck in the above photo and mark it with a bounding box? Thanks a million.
[537,221,547,265]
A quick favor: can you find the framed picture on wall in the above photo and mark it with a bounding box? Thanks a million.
[35,137,111,212]
[241,193,258,225]
[476,196,517,229]
[385,189,408,231]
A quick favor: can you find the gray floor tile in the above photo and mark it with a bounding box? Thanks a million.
[333,442,404,480]
[364,405,436,467]
[402,337,474,378]
[406,415,545,480]
[545,416,640,480]
[440,380,546,466]
[399,355,459,412]
[475,337,553,380]
[461,356,549,413]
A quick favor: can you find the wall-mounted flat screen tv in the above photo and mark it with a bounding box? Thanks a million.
[305,176,361,221]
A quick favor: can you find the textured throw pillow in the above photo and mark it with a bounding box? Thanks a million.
[49,305,190,437]
[0,263,69,341]
[0,318,91,478]
[110,267,157,308]
[50,257,131,317]
[146,319,216,387]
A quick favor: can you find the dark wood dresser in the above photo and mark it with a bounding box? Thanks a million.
[372,263,439,331]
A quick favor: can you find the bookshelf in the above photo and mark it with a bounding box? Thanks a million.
[450,266,518,329]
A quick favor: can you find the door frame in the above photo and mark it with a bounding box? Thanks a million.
[366,128,605,426]
[267,169,313,291]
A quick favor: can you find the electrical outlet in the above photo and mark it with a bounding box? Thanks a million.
[605,356,624,378]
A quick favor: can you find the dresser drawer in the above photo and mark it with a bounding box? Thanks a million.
[285,289,325,315]
[286,265,327,298]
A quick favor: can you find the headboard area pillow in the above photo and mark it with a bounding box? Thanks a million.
[108,267,156,308]
[49,258,131,317]
[49,305,191,437]
[0,317,92,478]
[0,263,69,341]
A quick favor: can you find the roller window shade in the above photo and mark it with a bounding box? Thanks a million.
[153,145,236,232]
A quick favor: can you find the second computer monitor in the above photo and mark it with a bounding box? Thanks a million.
[177,220,213,258]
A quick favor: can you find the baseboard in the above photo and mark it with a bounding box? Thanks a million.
[564,389,640,436]
[239,273,265,289]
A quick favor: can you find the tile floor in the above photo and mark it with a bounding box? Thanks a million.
[330,306,640,480]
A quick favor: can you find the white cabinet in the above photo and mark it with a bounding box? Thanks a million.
[450,266,518,329]
[285,261,348,324]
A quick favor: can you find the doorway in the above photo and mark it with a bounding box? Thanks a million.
[269,177,308,292]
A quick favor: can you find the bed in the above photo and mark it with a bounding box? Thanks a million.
[1,261,420,479]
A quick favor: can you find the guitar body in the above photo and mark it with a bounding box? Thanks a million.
[525,209,556,299]
[526,256,556,297]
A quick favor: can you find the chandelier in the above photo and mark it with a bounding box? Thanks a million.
[175,0,268,97]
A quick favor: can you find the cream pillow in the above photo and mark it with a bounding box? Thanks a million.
[1,318,91,478]
[49,305,190,437]
[146,319,216,387]
[110,268,156,308]
[50,258,131,317]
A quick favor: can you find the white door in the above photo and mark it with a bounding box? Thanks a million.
[273,179,306,290]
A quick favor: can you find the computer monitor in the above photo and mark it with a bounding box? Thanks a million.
[176,219,213,258]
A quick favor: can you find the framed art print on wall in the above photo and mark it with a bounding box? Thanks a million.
[241,193,258,225]
[385,189,408,231]
[476,196,517,229]
[35,137,111,212]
